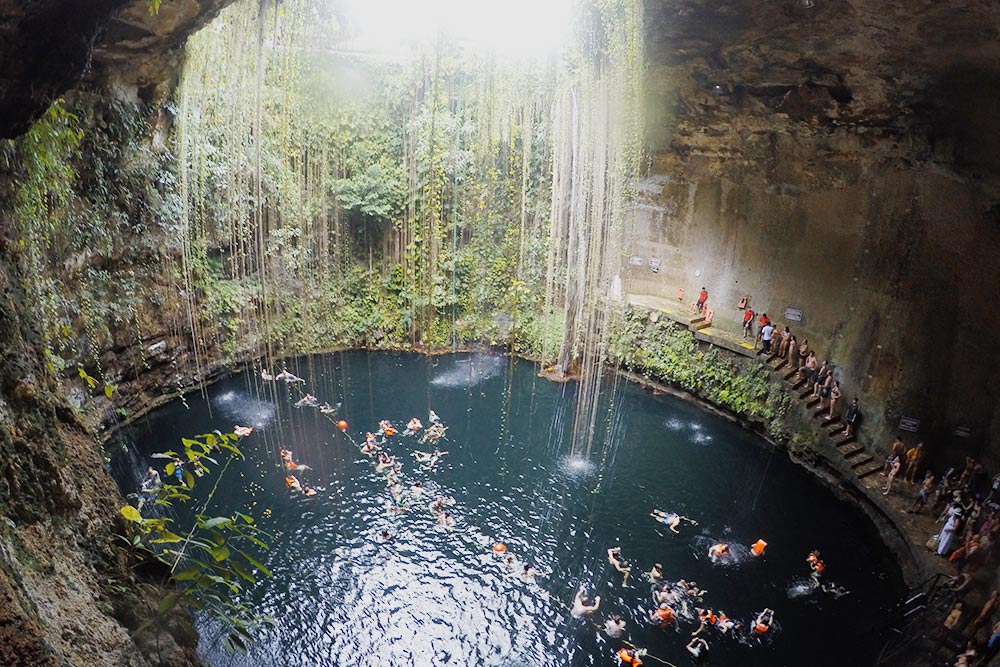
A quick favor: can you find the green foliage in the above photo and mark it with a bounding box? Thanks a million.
[119,431,271,654]
[147,0,162,15]
[610,308,791,439]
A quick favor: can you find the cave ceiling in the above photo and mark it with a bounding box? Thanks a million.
[2,0,999,180]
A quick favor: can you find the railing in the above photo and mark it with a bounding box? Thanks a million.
[874,572,950,666]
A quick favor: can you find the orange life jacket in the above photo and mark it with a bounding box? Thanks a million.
[756,623,769,634]
[618,649,642,666]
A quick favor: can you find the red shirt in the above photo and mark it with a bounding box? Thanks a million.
[743,309,754,323]
[699,290,708,303]
[758,315,770,327]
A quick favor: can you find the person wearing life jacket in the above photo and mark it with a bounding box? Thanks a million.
[617,647,643,666]
[751,539,768,557]
[285,475,302,492]
[807,550,825,579]
[650,603,676,627]
[716,611,739,634]
[693,607,717,635]
[752,608,774,636]
[406,417,423,434]
[708,543,730,560]
[571,584,601,618]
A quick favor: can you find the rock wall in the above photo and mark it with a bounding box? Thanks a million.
[631,0,1000,469]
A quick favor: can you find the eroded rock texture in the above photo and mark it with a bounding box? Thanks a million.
[635,0,1000,465]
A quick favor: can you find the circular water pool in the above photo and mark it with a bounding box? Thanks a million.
[111,351,904,666]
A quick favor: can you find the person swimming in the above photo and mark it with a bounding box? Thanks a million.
[653,583,677,606]
[604,614,626,638]
[693,608,717,636]
[375,453,396,473]
[806,550,825,580]
[820,581,850,598]
[412,449,448,465]
[409,481,424,498]
[648,563,665,582]
[420,423,447,444]
[649,602,676,627]
[234,425,254,437]
[405,417,423,435]
[752,608,775,636]
[274,369,304,384]
[428,410,441,424]
[708,543,730,561]
[285,475,302,493]
[571,584,601,618]
[686,637,709,659]
[716,611,739,634]
[518,563,544,582]
[436,511,455,529]
[650,509,698,533]
[617,648,644,666]
[751,539,768,557]
[260,369,274,381]
[294,394,319,408]
[375,528,394,543]
[319,402,341,414]
[428,496,453,515]
[607,547,631,587]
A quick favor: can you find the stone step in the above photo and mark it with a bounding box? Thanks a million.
[805,397,821,409]
[783,369,798,381]
[790,378,807,391]
[857,462,884,479]
[821,415,840,428]
[842,445,867,459]
[771,359,788,372]
[835,435,856,447]
[850,454,875,469]
[798,387,814,400]
[692,319,712,331]
[829,424,848,437]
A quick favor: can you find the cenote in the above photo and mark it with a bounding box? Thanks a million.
[110,351,904,666]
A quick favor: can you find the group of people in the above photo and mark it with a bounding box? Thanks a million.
[566,527,801,664]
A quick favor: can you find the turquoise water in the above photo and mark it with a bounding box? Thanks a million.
[111,351,904,666]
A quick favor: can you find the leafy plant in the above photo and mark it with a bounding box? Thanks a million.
[119,431,272,655]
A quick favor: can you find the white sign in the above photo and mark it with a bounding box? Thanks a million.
[629,255,644,266]
[649,257,662,273]
[784,308,803,322]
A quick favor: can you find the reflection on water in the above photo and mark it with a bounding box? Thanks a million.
[111,352,904,667]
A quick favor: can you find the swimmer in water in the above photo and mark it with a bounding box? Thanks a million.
[649,602,676,627]
[375,529,393,543]
[820,582,850,598]
[617,648,644,666]
[653,583,676,606]
[436,511,455,529]
[604,614,626,638]
[428,410,441,424]
[716,611,739,634]
[428,496,453,516]
[375,453,396,473]
[504,554,519,573]
[607,547,631,587]
[518,563,544,582]
[693,608,717,636]
[412,449,448,464]
[686,637,709,659]
[294,394,318,408]
[234,425,254,437]
[571,584,601,618]
[319,402,341,414]
[409,481,424,498]
[752,608,774,636]
[405,417,423,435]
[648,563,665,582]
[420,423,448,444]
[650,509,698,533]
[806,550,825,582]
[260,369,274,381]
[708,543,730,561]
[275,369,304,384]
[285,475,302,493]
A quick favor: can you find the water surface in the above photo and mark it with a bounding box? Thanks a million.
[111,351,904,666]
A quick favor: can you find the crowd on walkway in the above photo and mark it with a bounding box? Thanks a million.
[688,288,1000,667]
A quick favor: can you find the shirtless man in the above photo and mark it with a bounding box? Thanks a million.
[650,509,698,534]
[607,547,631,587]
[571,584,601,618]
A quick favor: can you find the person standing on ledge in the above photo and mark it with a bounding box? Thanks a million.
[759,320,775,355]
[905,442,925,484]
[696,286,708,313]
[742,306,755,339]
[842,398,860,437]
